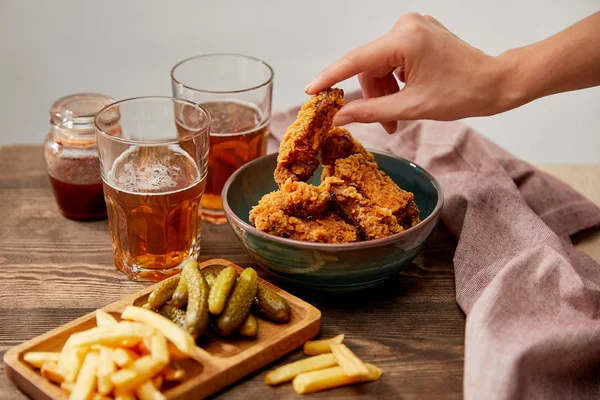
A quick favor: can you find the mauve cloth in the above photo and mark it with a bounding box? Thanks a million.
[268,91,600,399]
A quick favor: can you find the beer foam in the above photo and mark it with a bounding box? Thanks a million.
[108,146,200,194]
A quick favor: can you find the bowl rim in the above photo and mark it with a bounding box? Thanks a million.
[222,150,444,250]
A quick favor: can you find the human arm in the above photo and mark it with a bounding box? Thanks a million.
[305,12,600,133]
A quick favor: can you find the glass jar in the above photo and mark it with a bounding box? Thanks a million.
[44,93,114,220]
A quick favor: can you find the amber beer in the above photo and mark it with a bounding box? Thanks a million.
[103,146,206,281]
[171,54,273,224]
[201,101,268,220]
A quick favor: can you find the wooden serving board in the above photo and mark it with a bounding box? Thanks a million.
[3,259,322,400]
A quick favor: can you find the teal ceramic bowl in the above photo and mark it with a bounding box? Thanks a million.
[222,151,443,292]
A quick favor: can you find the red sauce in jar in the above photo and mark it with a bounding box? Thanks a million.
[49,177,106,220]
[44,93,113,221]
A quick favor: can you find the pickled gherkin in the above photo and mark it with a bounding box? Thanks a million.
[147,276,179,309]
[254,284,292,323]
[172,265,217,308]
[158,303,186,330]
[208,267,238,315]
[171,274,188,309]
[237,313,258,337]
[201,268,217,288]
[216,268,258,336]
[182,260,210,339]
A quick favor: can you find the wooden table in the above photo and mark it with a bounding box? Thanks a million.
[1,145,598,400]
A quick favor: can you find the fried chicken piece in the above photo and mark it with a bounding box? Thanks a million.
[280,177,343,218]
[331,185,403,240]
[274,88,344,185]
[249,190,358,243]
[330,153,418,219]
[250,91,420,243]
[402,199,421,229]
[320,126,374,180]
[321,127,374,165]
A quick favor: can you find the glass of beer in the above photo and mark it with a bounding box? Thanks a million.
[94,97,210,281]
[171,53,273,224]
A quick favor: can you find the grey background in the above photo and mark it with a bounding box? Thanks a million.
[1,0,598,163]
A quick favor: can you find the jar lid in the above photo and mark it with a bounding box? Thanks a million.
[51,93,114,135]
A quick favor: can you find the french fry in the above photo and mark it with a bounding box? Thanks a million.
[60,381,73,394]
[139,337,152,356]
[114,387,136,400]
[110,355,167,392]
[167,343,190,361]
[329,343,368,377]
[121,306,196,355]
[97,346,116,395]
[264,353,337,386]
[119,339,142,348]
[96,310,118,326]
[23,352,61,368]
[41,361,64,384]
[136,380,167,400]
[58,346,89,382]
[303,334,344,355]
[93,395,113,400]
[70,352,98,400]
[163,366,186,382]
[94,340,138,350]
[150,334,170,365]
[152,374,164,390]
[112,347,140,368]
[142,338,188,359]
[292,363,382,394]
[66,322,155,348]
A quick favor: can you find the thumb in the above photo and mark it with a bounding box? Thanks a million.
[332,89,422,128]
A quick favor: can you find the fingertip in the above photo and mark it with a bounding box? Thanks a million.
[383,121,398,134]
[304,80,315,94]
[332,114,354,126]
[305,77,330,94]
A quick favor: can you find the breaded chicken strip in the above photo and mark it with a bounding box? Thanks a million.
[330,153,418,219]
[274,88,344,185]
[280,177,342,218]
[401,198,422,229]
[320,126,374,166]
[320,126,375,180]
[330,185,403,240]
[249,190,358,244]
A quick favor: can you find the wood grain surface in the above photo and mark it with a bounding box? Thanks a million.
[1,145,598,400]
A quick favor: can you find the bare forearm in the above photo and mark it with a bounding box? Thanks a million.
[500,12,600,109]
[307,12,600,128]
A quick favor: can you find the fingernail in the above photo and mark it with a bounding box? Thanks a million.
[333,115,353,126]
[304,81,314,93]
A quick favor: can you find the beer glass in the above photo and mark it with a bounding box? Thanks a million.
[94,97,210,281]
[171,54,273,224]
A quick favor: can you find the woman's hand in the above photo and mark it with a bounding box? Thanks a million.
[305,13,514,133]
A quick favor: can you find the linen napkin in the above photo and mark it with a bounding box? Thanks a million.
[268,91,600,399]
